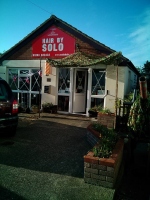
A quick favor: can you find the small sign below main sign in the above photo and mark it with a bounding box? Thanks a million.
[32,26,75,58]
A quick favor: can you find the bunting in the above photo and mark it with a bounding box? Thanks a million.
[25,77,30,84]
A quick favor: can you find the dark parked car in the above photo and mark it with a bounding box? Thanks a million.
[0,77,18,136]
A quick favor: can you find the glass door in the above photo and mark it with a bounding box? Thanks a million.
[73,69,87,113]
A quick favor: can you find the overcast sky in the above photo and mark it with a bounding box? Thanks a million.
[0,0,150,67]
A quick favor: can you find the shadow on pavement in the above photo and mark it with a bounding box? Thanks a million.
[0,119,91,178]
[0,185,27,200]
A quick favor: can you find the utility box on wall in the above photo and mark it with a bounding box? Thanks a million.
[44,85,56,95]
[44,85,51,94]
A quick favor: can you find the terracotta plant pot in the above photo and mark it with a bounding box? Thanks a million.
[139,76,147,99]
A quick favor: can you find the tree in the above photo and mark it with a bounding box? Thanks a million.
[141,60,150,91]
[136,67,142,74]
[142,60,150,74]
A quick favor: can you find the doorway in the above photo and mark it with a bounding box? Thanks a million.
[73,69,87,113]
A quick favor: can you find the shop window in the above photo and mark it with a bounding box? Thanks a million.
[58,96,69,112]
[8,68,41,112]
[75,71,85,93]
[31,69,42,91]
[20,70,29,75]
[58,68,70,93]
[19,76,30,90]
[91,98,104,108]
[92,69,105,95]
[8,69,42,92]
[31,93,40,106]
[8,69,19,90]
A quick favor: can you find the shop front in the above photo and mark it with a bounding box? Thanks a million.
[55,65,106,115]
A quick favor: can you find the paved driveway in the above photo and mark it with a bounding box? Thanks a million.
[0,113,115,200]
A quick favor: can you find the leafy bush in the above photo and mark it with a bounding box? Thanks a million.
[89,105,111,114]
[88,105,102,112]
[124,92,134,102]
[42,102,53,108]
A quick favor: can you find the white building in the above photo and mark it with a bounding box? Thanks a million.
[0,15,139,116]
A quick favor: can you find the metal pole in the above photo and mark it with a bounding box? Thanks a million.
[114,65,118,129]
[39,58,41,118]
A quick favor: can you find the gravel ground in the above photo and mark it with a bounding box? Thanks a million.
[0,113,115,200]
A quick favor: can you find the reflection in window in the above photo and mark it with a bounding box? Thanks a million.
[75,71,85,93]
[58,68,70,93]
[8,69,19,90]
[31,93,39,106]
[8,68,42,111]
[91,98,104,108]
[31,69,41,91]
[92,69,105,95]
[8,69,42,92]
[58,96,69,111]
[18,93,40,110]
[19,77,30,90]
[20,70,29,75]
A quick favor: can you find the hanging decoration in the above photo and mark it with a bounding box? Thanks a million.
[25,77,30,84]
[8,69,42,90]
[13,76,17,82]
[38,70,42,77]
[47,51,123,68]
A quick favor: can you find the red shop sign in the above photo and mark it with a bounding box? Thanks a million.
[32,26,75,58]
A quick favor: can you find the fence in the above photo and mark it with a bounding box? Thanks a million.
[116,101,133,129]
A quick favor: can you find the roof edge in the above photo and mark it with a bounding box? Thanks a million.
[0,15,115,63]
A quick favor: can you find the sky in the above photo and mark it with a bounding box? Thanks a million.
[0,0,150,68]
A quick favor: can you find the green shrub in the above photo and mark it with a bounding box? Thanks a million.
[42,102,53,108]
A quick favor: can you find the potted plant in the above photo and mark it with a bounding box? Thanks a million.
[88,105,102,117]
[42,102,53,112]
[31,105,39,113]
[42,102,57,113]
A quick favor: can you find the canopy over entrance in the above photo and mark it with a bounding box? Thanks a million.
[47,51,123,68]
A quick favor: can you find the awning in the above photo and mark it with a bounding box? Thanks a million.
[46,51,123,68]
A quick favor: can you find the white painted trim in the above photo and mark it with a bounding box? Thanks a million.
[69,68,73,113]
[86,68,92,116]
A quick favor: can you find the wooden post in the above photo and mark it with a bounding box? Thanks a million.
[114,65,118,130]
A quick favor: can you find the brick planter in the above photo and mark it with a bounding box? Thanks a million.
[84,125,124,189]
[98,113,115,128]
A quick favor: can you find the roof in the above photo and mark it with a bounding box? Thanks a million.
[0,15,115,63]
[0,15,140,75]
[47,51,123,67]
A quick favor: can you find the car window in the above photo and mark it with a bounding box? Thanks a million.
[0,81,13,101]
